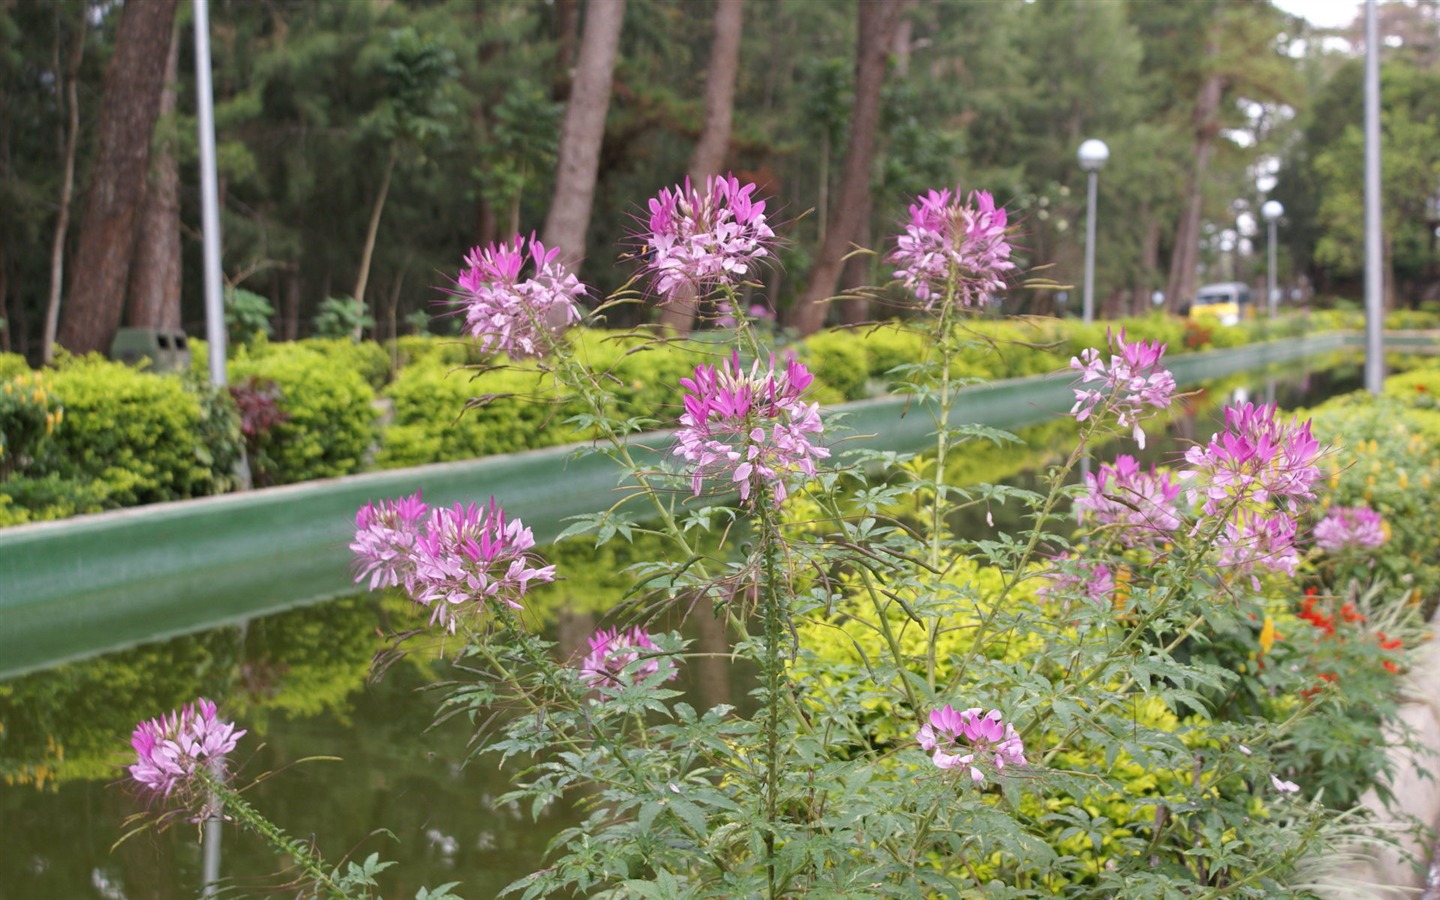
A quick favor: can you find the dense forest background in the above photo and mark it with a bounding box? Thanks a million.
[1,0,1438,361]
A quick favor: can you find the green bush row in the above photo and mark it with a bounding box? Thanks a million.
[3,315,1433,525]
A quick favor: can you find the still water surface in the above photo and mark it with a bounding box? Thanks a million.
[0,364,1363,899]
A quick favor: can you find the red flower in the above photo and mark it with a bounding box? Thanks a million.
[1300,671,1338,700]
[1298,596,1336,637]
[1378,632,1404,674]
[1339,602,1366,624]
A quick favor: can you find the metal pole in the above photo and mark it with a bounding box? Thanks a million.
[1363,0,1384,394]
[201,758,223,896]
[1267,219,1278,319]
[195,0,226,389]
[1083,169,1098,324]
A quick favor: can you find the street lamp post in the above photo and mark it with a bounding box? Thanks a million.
[1262,200,1284,319]
[1078,139,1109,324]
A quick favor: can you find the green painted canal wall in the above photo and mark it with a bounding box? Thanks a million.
[0,330,1426,678]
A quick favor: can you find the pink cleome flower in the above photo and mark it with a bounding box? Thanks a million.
[1313,505,1387,553]
[641,174,775,303]
[674,352,829,507]
[1075,454,1182,548]
[351,491,430,592]
[129,698,246,818]
[891,188,1014,310]
[579,626,677,689]
[452,234,585,358]
[1214,508,1300,588]
[1037,553,1115,604]
[916,705,1027,782]
[351,494,555,632]
[1181,402,1323,517]
[1070,328,1176,449]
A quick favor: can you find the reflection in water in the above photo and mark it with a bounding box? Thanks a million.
[0,364,1362,898]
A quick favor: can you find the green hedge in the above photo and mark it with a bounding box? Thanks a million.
[31,356,237,507]
[0,353,29,380]
[229,343,377,484]
[376,360,572,468]
[1304,368,1440,618]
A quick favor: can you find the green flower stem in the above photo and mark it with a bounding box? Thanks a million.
[755,492,787,900]
[923,299,959,691]
[943,435,1088,697]
[196,769,351,899]
[859,568,923,715]
[469,611,650,791]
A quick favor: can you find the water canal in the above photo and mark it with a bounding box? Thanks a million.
[0,358,1370,899]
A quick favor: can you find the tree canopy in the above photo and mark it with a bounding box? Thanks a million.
[1,0,1437,358]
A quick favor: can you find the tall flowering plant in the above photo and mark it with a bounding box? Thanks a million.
[121,178,1414,898]
[451,234,584,359]
[641,173,775,305]
[674,352,828,506]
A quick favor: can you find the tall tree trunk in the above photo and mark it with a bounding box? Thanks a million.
[57,0,178,355]
[542,0,626,271]
[42,7,86,363]
[839,191,873,324]
[787,0,909,337]
[125,21,182,331]
[352,142,398,339]
[659,0,745,336]
[1164,38,1225,314]
[687,0,743,185]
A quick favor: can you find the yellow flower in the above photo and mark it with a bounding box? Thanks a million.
[1259,615,1277,655]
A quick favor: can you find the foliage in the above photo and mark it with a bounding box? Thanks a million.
[0,371,63,480]
[229,343,378,484]
[25,357,234,507]
[376,358,573,468]
[225,285,275,347]
[313,297,376,341]
[0,353,30,380]
[1304,375,1440,619]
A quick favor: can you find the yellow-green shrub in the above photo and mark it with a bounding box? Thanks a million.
[38,357,232,506]
[229,344,377,484]
[377,360,573,468]
[0,353,29,380]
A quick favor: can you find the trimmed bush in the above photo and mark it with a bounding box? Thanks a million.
[36,357,234,506]
[797,330,870,403]
[289,337,392,391]
[230,343,377,484]
[1305,388,1440,618]
[377,359,572,468]
[0,353,29,380]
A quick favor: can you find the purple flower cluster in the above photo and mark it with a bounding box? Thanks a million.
[129,698,245,818]
[1070,329,1177,449]
[891,188,1014,310]
[1180,402,1324,586]
[1075,455,1182,548]
[1313,505,1387,553]
[351,493,555,631]
[642,174,775,303]
[674,353,829,507]
[578,626,676,689]
[1038,554,1115,604]
[1183,402,1323,516]
[916,705,1027,782]
[453,235,585,358]
[1214,509,1300,581]
[351,492,430,591]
